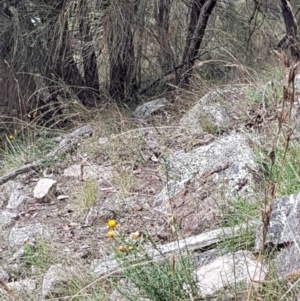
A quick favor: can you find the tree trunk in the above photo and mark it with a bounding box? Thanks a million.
[280,0,300,60]
[79,0,100,100]
[155,0,173,73]
[179,0,217,85]
[108,0,137,102]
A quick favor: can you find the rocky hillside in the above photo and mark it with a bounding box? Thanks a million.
[1,63,300,300]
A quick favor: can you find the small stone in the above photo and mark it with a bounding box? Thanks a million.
[132,98,169,119]
[33,178,57,202]
[63,165,82,178]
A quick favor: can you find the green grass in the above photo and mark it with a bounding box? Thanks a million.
[257,142,300,197]
[22,239,53,274]
[110,229,199,301]
[74,179,98,212]
[0,131,57,174]
[218,198,259,253]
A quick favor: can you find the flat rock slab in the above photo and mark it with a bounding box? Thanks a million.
[132,98,169,119]
[82,165,116,181]
[155,133,256,234]
[9,223,53,247]
[63,164,82,178]
[196,250,267,297]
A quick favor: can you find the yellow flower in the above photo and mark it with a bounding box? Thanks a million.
[128,246,134,251]
[119,245,125,253]
[107,230,115,238]
[8,135,14,140]
[131,231,140,239]
[107,219,117,229]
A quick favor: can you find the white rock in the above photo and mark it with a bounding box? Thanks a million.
[8,279,37,295]
[0,279,37,301]
[195,250,267,297]
[63,165,82,178]
[132,98,169,119]
[33,178,57,201]
[82,165,116,181]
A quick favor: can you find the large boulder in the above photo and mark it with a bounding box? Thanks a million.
[180,87,245,133]
[155,133,257,234]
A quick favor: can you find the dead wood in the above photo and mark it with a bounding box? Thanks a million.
[0,126,92,186]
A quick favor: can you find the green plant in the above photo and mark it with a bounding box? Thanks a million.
[256,142,300,197]
[113,167,136,199]
[109,224,199,301]
[22,240,52,274]
[74,179,98,212]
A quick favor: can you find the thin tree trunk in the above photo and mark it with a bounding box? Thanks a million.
[155,0,173,73]
[108,0,137,102]
[179,0,217,85]
[280,0,300,59]
[79,0,100,97]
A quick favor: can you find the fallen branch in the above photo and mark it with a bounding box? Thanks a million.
[92,221,258,277]
[0,126,92,186]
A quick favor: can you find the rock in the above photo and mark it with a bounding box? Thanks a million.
[33,178,57,202]
[8,279,37,297]
[180,87,245,133]
[9,246,25,262]
[63,165,82,179]
[155,133,256,234]
[195,249,222,266]
[0,182,14,207]
[82,165,116,181]
[255,193,300,276]
[8,223,53,247]
[273,243,300,277]
[7,182,29,209]
[132,98,169,119]
[195,250,267,297]
[91,258,119,276]
[42,264,80,299]
[0,269,10,282]
[255,193,300,250]
[85,165,115,181]
[0,279,37,301]
[0,210,17,228]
